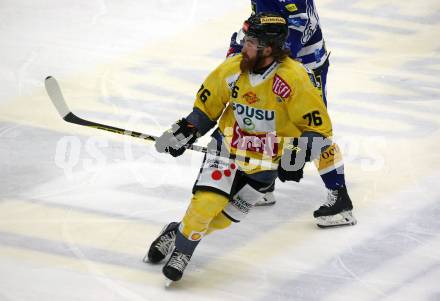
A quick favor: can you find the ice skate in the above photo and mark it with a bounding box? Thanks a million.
[144,222,179,264]
[313,187,357,228]
[255,191,277,206]
[165,278,174,288]
[162,248,192,282]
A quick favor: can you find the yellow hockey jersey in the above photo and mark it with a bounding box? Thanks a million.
[193,54,332,167]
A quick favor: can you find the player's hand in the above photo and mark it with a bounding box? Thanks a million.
[155,118,199,157]
[226,31,244,58]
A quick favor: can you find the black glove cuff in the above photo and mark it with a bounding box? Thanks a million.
[174,118,200,141]
[165,118,200,156]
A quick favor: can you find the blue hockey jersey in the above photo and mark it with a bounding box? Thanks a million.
[251,0,328,70]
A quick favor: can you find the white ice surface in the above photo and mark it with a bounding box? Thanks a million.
[1,1,440,300]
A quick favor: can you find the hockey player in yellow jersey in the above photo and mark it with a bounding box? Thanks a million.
[144,12,355,283]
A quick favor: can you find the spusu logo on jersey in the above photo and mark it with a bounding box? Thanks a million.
[273,74,291,98]
[232,103,275,132]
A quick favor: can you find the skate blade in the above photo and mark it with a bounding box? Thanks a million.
[255,201,276,207]
[165,278,174,288]
[316,211,357,228]
[255,197,276,206]
[142,254,149,263]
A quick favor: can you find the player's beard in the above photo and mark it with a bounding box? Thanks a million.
[240,52,260,73]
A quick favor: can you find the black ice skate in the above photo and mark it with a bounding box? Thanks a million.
[162,248,192,284]
[313,186,357,228]
[255,191,277,206]
[143,222,179,264]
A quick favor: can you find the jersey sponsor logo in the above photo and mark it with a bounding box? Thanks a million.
[210,166,234,181]
[205,159,236,181]
[273,74,291,98]
[320,144,340,160]
[230,195,253,214]
[231,123,278,157]
[232,103,276,132]
[285,4,298,12]
[243,91,260,104]
[206,158,229,170]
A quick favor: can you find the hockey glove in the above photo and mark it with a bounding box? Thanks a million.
[278,159,304,182]
[278,138,309,183]
[278,133,332,182]
[155,118,200,157]
[226,31,244,58]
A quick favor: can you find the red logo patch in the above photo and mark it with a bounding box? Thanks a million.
[231,123,278,157]
[273,75,291,98]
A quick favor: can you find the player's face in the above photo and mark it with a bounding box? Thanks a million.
[241,36,273,72]
[240,36,260,72]
[242,36,259,60]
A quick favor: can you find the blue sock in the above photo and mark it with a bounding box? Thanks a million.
[320,165,345,190]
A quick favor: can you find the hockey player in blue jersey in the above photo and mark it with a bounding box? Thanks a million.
[227,0,356,228]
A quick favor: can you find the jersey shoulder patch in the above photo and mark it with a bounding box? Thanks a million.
[273,74,291,98]
[285,3,298,12]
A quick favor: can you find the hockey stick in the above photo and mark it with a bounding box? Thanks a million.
[44,76,210,152]
[44,76,260,164]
